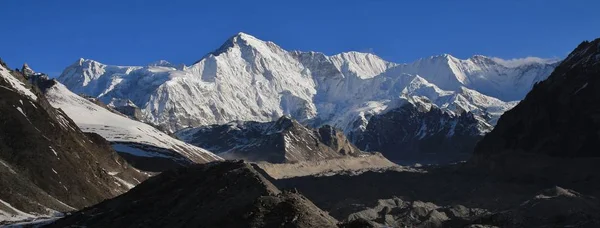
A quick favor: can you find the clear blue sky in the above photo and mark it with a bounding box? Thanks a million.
[2,0,599,76]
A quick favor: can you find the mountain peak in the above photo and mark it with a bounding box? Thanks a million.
[425,53,458,62]
[468,55,498,65]
[469,54,491,60]
[71,58,102,67]
[21,63,35,76]
[204,32,269,59]
[233,32,258,40]
[437,53,454,58]
[148,60,173,67]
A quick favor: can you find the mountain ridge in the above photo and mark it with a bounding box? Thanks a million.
[56,32,558,160]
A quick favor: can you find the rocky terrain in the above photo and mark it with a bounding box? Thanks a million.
[272,162,600,227]
[353,96,487,163]
[341,186,600,227]
[0,61,147,223]
[177,115,399,178]
[49,161,340,228]
[177,116,370,163]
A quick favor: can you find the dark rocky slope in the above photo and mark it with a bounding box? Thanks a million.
[0,61,146,222]
[177,116,368,163]
[470,38,600,186]
[354,99,486,163]
[49,161,339,228]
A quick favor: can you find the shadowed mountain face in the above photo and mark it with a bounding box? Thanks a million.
[0,61,146,222]
[49,161,339,228]
[354,100,486,163]
[470,38,600,183]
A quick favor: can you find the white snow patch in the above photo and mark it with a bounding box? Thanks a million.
[48,146,58,156]
[0,65,38,100]
[491,56,560,68]
[574,82,589,95]
[45,83,222,163]
[15,107,26,118]
[113,176,135,189]
[0,159,17,174]
[0,199,36,222]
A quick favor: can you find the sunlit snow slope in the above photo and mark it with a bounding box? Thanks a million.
[45,82,222,170]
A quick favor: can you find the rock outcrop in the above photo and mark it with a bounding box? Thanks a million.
[354,97,487,163]
[177,116,368,163]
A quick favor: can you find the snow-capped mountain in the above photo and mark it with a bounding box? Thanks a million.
[57,33,557,135]
[55,33,558,161]
[41,80,222,172]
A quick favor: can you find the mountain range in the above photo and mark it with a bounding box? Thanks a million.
[56,32,558,160]
[2,32,600,227]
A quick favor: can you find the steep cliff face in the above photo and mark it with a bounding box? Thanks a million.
[471,38,600,182]
[0,62,146,222]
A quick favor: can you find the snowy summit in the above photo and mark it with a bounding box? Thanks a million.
[57,33,559,137]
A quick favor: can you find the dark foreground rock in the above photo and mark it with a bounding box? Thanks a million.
[274,164,600,228]
[49,161,339,228]
[476,186,600,227]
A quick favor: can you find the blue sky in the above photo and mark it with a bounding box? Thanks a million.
[1,0,599,76]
